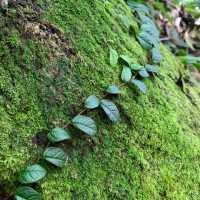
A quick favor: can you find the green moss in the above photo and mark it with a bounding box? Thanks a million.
[0,0,200,199]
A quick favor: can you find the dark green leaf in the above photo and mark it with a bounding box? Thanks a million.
[145,64,159,73]
[100,99,120,122]
[137,32,153,50]
[18,164,46,184]
[138,68,149,78]
[131,79,147,94]
[151,47,162,64]
[48,128,71,142]
[15,186,42,200]
[121,66,132,82]
[43,147,67,168]
[72,115,97,136]
[110,48,118,66]
[127,1,150,16]
[119,55,132,66]
[85,95,100,109]
[106,85,121,94]
[130,64,143,71]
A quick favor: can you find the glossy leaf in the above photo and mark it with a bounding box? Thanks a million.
[100,99,120,122]
[43,147,67,168]
[131,79,147,94]
[130,64,143,71]
[110,48,118,66]
[48,128,71,142]
[138,68,149,78]
[15,186,42,200]
[18,164,46,184]
[119,55,132,66]
[85,95,100,109]
[121,66,132,82]
[145,64,159,73]
[72,115,97,136]
[106,85,121,94]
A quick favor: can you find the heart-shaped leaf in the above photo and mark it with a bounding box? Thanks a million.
[100,99,120,122]
[110,48,118,66]
[119,55,132,66]
[145,64,159,73]
[15,186,42,200]
[48,128,71,142]
[18,164,46,184]
[138,68,149,78]
[43,147,68,168]
[121,66,132,82]
[85,95,100,109]
[106,85,121,94]
[131,79,147,94]
[72,115,97,136]
[130,64,143,71]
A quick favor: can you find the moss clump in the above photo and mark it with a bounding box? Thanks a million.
[0,0,200,199]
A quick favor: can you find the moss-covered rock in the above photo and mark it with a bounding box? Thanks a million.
[0,0,200,199]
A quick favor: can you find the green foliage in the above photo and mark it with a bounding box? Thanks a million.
[145,64,159,73]
[48,128,71,142]
[110,48,118,66]
[130,63,143,70]
[18,164,47,184]
[85,95,100,109]
[100,99,120,122]
[43,147,68,168]
[119,55,132,66]
[131,78,147,94]
[72,115,97,136]
[121,66,132,82]
[138,68,149,78]
[15,186,42,200]
[106,85,121,94]
[127,1,162,64]
[127,1,150,16]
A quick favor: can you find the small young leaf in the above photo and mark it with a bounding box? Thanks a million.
[15,186,42,200]
[106,85,121,94]
[72,115,97,136]
[130,64,143,71]
[131,79,147,94]
[119,55,132,66]
[85,95,100,109]
[100,99,120,122]
[151,47,162,64]
[121,66,132,82]
[110,48,118,66]
[43,147,68,168]
[145,64,159,73]
[18,164,46,184]
[138,68,149,78]
[48,128,71,142]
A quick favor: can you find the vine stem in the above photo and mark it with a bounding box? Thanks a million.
[34,81,127,162]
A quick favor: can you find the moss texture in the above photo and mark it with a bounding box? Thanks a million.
[0,0,200,199]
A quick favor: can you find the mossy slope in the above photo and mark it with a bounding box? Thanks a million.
[0,0,200,199]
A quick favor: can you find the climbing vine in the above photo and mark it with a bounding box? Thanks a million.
[14,1,162,199]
